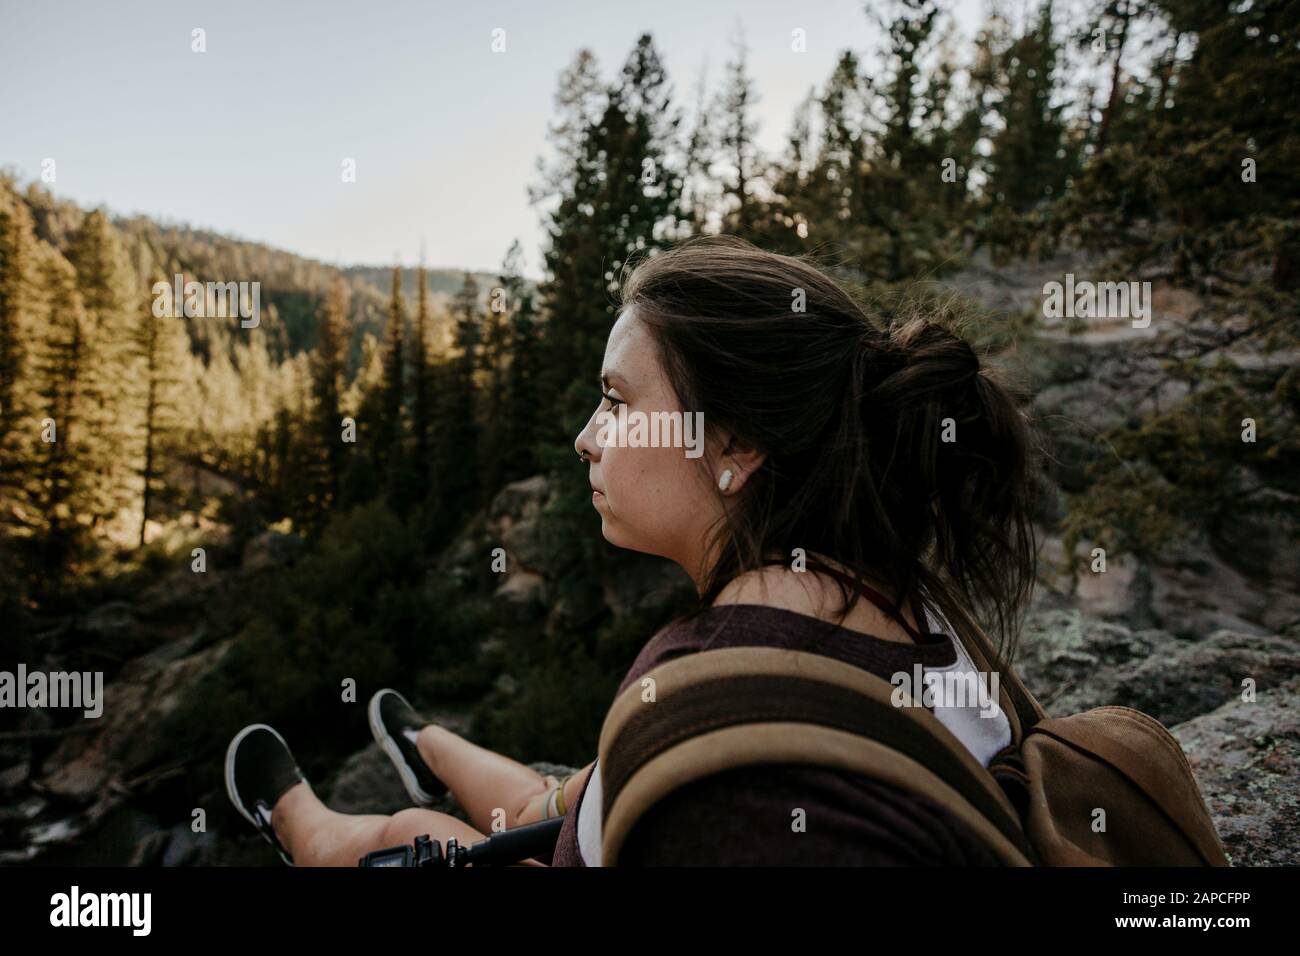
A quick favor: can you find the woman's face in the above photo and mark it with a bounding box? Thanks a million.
[574,307,744,586]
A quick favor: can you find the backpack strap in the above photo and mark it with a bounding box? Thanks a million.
[757,554,1048,746]
[598,645,1040,866]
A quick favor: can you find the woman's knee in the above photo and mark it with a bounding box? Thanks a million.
[381,807,483,850]
[382,808,435,847]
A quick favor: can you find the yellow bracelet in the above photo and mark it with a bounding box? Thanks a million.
[542,773,574,818]
[555,774,571,816]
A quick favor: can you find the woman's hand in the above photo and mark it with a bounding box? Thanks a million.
[515,762,596,826]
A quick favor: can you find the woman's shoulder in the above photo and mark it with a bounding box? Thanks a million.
[614,599,957,702]
[613,609,716,698]
[613,603,835,698]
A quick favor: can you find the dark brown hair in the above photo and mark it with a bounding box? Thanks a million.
[619,235,1040,669]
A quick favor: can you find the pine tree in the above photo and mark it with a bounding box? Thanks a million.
[428,273,481,535]
[985,1,1073,215]
[1064,0,1300,291]
[862,0,952,278]
[480,241,539,492]
[537,34,685,445]
[0,185,39,501]
[503,283,542,485]
[1080,0,1145,154]
[680,65,717,233]
[131,242,190,546]
[478,263,512,494]
[409,266,434,483]
[530,49,606,208]
[307,275,351,521]
[63,208,136,535]
[716,34,761,235]
[789,51,868,259]
[29,246,91,569]
[376,266,406,481]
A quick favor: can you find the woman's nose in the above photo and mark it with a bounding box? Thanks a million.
[575,405,605,460]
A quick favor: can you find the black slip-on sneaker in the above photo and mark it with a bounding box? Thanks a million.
[225,723,306,866]
[369,689,448,806]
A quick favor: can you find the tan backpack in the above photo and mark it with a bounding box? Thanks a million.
[596,636,1231,866]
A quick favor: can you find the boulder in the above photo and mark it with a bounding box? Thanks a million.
[36,635,234,803]
[1148,535,1281,638]
[486,475,552,573]
[1210,486,1300,587]
[1015,610,1300,727]
[1173,676,1300,867]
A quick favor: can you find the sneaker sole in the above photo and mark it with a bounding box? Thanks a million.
[368,691,438,807]
[225,723,296,866]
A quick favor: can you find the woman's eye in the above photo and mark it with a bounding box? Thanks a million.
[601,391,623,409]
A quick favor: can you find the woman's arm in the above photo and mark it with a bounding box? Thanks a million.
[514,760,596,827]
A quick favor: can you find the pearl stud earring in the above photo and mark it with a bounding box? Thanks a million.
[718,468,734,492]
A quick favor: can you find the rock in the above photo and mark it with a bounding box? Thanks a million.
[1210,486,1300,586]
[128,829,171,866]
[1148,535,1283,638]
[1015,338,1093,392]
[36,636,235,803]
[1029,378,1130,493]
[1035,534,1146,622]
[136,564,222,619]
[1034,527,1296,640]
[159,823,218,866]
[68,601,160,669]
[325,743,418,817]
[486,475,552,573]
[1105,630,1300,727]
[80,602,140,643]
[440,512,488,571]
[494,569,545,609]
[0,794,46,828]
[1015,609,1300,727]
[1173,675,1300,866]
[0,763,29,796]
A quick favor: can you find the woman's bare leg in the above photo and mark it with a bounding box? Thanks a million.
[414,724,588,833]
[269,780,503,867]
[263,719,594,867]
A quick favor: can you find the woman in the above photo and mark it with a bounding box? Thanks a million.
[226,235,1039,866]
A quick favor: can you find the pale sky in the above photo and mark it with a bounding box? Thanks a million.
[1,0,1000,278]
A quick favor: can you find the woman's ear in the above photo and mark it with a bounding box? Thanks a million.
[718,434,766,495]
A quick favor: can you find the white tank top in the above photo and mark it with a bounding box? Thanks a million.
[576,600,1011,866]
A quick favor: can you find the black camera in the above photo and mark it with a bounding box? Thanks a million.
[358,816,566,867]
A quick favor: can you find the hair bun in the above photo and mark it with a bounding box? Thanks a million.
[872,317,980,405]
